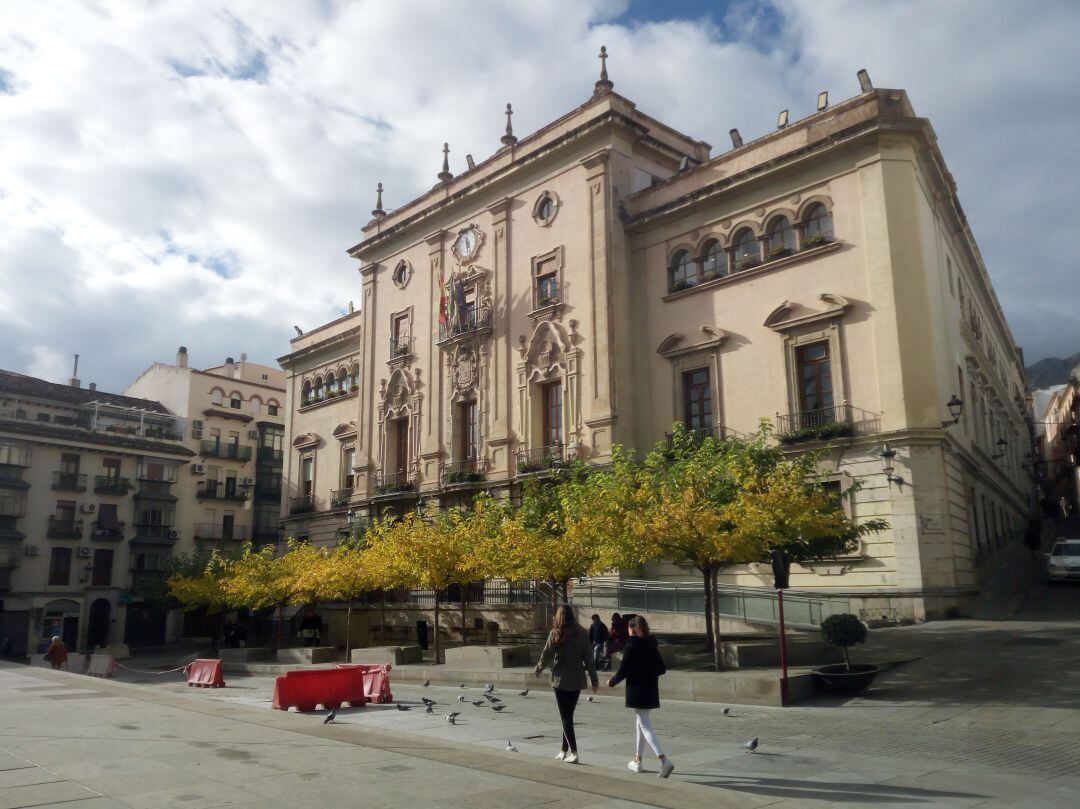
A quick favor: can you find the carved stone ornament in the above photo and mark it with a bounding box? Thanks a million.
[451,224,485,265]
[451,347,479,392]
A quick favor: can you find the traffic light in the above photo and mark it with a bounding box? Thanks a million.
[770,549,790,590]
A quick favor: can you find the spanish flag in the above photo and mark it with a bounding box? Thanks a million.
[438,263,449,328]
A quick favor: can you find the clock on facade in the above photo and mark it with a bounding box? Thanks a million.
[452,225,484,264]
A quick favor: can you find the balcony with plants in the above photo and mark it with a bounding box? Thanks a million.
[437,308,493,346]
[94,475,131,495]
[374,471,416,497]
[775,403,876,445]
[289,494,315,515]
[516,444,566,476]
[441,457,485,488]
[330,487,354,509]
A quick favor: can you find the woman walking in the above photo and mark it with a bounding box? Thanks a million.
[607,616,674,778]
[535,605,598,764]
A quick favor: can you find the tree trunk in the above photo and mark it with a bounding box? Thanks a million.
[560,578,570,610]
[345,599,353,662]
[550,578,558,614]
[711,568,724,673]
[842,645,850,671]
[700,566,715,654]
[433,597,441,665]
[380,597,386,646]
[460,587,467,646]
[276,603,284,650]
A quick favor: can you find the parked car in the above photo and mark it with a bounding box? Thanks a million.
[1046,538,1080,582]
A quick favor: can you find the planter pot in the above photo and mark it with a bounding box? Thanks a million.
[813,663,879,695]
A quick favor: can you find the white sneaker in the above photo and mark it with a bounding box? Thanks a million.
[554,751,566,761]
[628,760,642,773]
[658,759,675,779]
[564,752,579,764]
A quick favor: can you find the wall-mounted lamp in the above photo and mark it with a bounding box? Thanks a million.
[991,437,1008,460]
[942,394,964,427]
[879,443,904,486]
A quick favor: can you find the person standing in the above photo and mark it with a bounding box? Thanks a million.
[535,605,598,764]
[588,613,609,671]
[44,635,68,670]
[607,615,674,778]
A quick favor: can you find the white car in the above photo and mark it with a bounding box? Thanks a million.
[1046,539,1080,582]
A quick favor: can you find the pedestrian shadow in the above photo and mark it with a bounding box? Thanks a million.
[690,775,985,803]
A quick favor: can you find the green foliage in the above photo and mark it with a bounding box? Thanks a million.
[779,421,853,445]
[821,613,867,670]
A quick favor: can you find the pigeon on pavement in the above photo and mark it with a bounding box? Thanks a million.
[506,740,518,752]
[323,709,336,725]
[721,707,731,716]
[421,697,436,707]
[492,705,506,712]
[445,713,460,725]
[485,695,502,703]
[423,679,430,687]
[484,683,494,693]
[397,704,410,711]
[459,683,466,688]
[425,705,434,714]
[472,700,485,707]
[744,738,759,753]
[517,689,529,697]
[587,696,595,702]
[458,695,466,702]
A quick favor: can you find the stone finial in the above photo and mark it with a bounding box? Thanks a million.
[371,182,386,218]
[593,45,614,95]
[500,103,518,147]
[437,142,453,183]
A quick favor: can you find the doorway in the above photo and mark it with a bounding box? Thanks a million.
[87,598,111,651]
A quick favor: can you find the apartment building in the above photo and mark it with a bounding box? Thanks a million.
[0,369,193,658]
[281,57,1033,623]
[125,348,287,556]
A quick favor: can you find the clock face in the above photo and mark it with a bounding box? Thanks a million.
[453,226,482,262]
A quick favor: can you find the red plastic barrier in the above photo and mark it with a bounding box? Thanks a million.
[337,663,393,704]
[186,658,226,688]
[272,667,368,712]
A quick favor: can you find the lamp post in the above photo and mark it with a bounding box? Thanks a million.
[942,394,964,427]
[991,437,1008,460]
[770,549,790,706]
[879,444,904,486]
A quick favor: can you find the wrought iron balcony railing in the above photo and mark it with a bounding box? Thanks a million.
[94,475,131,495]
[516,444,565,475]
[47,516,83,539]
[193,522,247,541]
[776,403,855,444]
[197,481,250,501]
[289,495,315,515]
[441,458,485,486]
[200,441,252,461]
[91,521,125,540]
[132,523,178,540]
[389,335,411,360]
[330,488,354,509]
[438,308,492,342]
[52,472,87,492]
[665,424,748,445]
[375,471,415,496]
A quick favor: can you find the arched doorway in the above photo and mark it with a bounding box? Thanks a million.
[87,599,110,651]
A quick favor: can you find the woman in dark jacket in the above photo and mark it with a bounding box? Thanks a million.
[607,616,674,778]
[535,605,599,764]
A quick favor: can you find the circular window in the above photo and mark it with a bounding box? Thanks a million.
[391,260,412,289]
[532,191,559,226]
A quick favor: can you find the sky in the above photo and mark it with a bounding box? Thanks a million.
[2,0,1079,392]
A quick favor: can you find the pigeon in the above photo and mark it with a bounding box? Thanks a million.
[505,740,518,752]
[483,683,494,693]
[323,708,336,725]
[485,695,502,704]
[492,705,506,712]
[445,713,460,725]
[459,683,466,688]
[458,695,466,702]
[721,707,731,716]
[744,737,759,753]
[517,689,529,697]
[472,700,485,707]
[423,679,430,687]
[421,697,436,707]
[587,696,595,702]
[425,705,434,714]
[397,704,410,711]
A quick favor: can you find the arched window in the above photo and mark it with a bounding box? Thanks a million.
[668,250,696,292]
[349,364,359,392]
[701,240,726,280]
[767,217,795,258]
[802,203,834,246]
[326,372,337,395]
[732,228,760,270]
[211,389,224,406]
[314,377,324,400]
[301,381,312,405]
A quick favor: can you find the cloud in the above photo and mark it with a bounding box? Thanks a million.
[1,0,1078,394]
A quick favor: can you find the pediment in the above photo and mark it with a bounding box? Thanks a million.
[657,326,727,357]
[332,421,357,439]
[292,432,321,449]
[764,293,851,331]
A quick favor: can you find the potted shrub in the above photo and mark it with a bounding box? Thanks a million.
[769,246,793,260]
[802,235,831,250]
[813,613,878,694]
[735,255,761,272]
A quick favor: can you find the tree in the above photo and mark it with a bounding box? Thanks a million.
[221,540,314,648]
[311,538,391,659]
[167,548,245,649]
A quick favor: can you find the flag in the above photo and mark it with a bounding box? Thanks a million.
[438,264,449,329]
[446,271,456,329]
[454,275,467,327]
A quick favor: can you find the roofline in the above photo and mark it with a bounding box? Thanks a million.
[0,419,197,457]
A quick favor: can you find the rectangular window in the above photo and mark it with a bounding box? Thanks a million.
[682,368,713,432]
[55,499,76,522]
[224,473,237,497]
[301,456,314,497]
[209,428,221,448]
[392,313,410,355]
[268,404,278,416]
[342,447,356,489]
[230,395,242,409]
[60,453,80,475]
[541,381,562,448]
[0,444,29,466]
[393,419,410,475]
[49,547,72,586]
[227,431,240,457]
[459,401,478,461]
[535,257,558,308]
[98,503,119,528]
[796,342,834,416]
[91,549,114,587]
[102,457,121,481]
[222,511,235,541]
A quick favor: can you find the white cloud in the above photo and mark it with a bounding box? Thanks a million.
[1,0,1078,391]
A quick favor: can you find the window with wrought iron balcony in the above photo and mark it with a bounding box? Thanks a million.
[193,521,247,541]
[94,475,131,495]
[52,471,87,492]
[47,515,83,539]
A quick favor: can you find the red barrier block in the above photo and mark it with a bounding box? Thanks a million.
[186,658,226,688]
[271,667,368,712]
[337,663,393,704]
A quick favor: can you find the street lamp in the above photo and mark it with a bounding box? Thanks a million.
[992,437,1008,460]
[879,444,904,486]
[942,394,964,427]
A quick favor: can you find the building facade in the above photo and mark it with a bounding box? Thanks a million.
[1034,375,1080,517]
[281,60,1033,623]
[0,369,193,658]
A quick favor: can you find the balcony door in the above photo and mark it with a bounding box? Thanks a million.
[392,418,410,477]
[458,401,477,462]
[682,368,713,435]
[796,342,834,422]
[541,381,562,449]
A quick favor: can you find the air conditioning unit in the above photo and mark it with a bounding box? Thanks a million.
[247,430,259,439]
[24,545,39,556]
[192,429,203,439]
[169,529,180,539]
[242,477,254,486]
[77,546,92,558]
[80,503,96,514]
[192,463,206,475]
